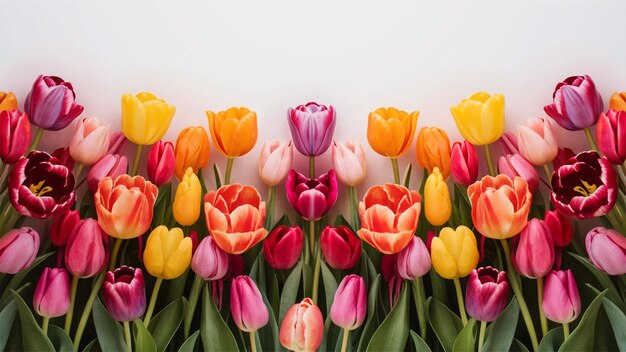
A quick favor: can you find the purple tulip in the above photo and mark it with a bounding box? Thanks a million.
[544,75,603,131]
[585,227,626,275]
[33,267,71,318]
[0,227,40,274]
[330,274,367,330]
[287,102,336,156]
[24,75,84,131]
[286,169,338,221]
[542,270,581,323]
[87,154,128,193]
[465,266,509,322]
[230,276,269,332]
[103,266,146,322]
[191,236,229,281]
[396,236,431,280]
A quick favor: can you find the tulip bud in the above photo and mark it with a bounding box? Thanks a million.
[416,127,451,180]
[147,141,175,186]
[396,236,431,280]
[511,219,554,279]
[207,107,258,158]
[286,169,338,221]
[144,226,192,279]
[610,92,626,112]
[263,226,303,270]
[542,270,581,323]
[320,226,361,270]
[430,226,479,279]
[0,92,18,112]
[173,167,202,226]
[230,276,269,332]
[332,140,366,186]
[24,75,84,131]
[107,131,128,155]
[498,154,539,193]
[544,210,572,248]
[544,75,603,131]
[498,131,519,155]
[0,109,31,164]
[596,109,626,164]
[65,218,107,278]
[87,154,128,193]
[288,102,336,157]
[174,126,211,180]
[330,275,367,330]
[69,117,110,166]
[424,167,451,226]
[191,236,229,281]
[450,141,478,187]
[0,227,40,274]
[517,117,558,166]
[465,266,509,322]
[585,227,626,275]
[259,140,293,186]
[552,147,575,171]
[49,209,80,247]
[103,266,146,322]
[280,298,324,352]
[33,267,70,318]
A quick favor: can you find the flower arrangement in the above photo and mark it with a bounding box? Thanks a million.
[0,73,625,352]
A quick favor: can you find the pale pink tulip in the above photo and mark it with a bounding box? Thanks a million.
[258,140,293,186]
[517,118,558,166]
[69,117,110,166]
[332,140,366,186]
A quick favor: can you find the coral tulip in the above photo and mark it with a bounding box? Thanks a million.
[285,169,338,221]
[147,141,175,187]
[367,107,419,157]
[542,270,581,323]
[49,209,80,247]
[103,266,146,321]
[415,127,451,179]
[263,225,304,270]
[87,154,128,193]
[24,75,84,131]
[330,275,366,330]
[396,236,431,280]
[430,226,479,279]
[287,102,336,156]
[465,266,509,322]
[497,154,540,193]
[450,92,505,145]
[280,298,324,352]
[0,109,31,164]
[516,117,558,166]
[610,92,626,112]
[585,227,626,275]
[596,109,626,164]
[424,167,451,226]
[144,226,193,279]
[206,107,258,157]
[121,92,175,145]
[33,267,70,318]
[258,140,293,186]
[0,92,17,112]
[450,141,478,187]
[230,276,269,332]
[173,167,202,226]
[332,140,366,186]
[65,218,107,278]
[174,126,210,180]
[69,117,110,166]
[192,236,229,281]
[320,226,361,270]
[511,218,554,278]
[544,75,603,131]
[0,227,39,274]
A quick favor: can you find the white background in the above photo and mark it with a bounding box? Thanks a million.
[2,0,626,213]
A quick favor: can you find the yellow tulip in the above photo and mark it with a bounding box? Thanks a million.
[173,167,202,226]
[174,126,211,180]
[424,167,451,226]
[367,107,419,157]
[206,107,258,157]
[143,225,192,279]
[430,226,479,279]
[450,92,505,146]
[121,92,176,145]
[0,92,17,112]
[415,127,451,179]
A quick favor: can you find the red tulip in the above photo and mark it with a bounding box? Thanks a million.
[51,147,75,170]
[465,266,509,322]
[542,270,581,323]
[544,209,572,248]
[330,275,367,330]
[585,227,626,275]
[286,169,338,221]
[0,109,31,164]
[596,109,626,164]
[24,75,84,131]
[191,236,229,281]
[320,225,361,270]
[147,141,175,187]
[87,154,128,193]
[0,227,39,274]
[64,218,107,278]
[544,74,603,131]
[103,266,146,322]
[280,298,324,352]
[450,141,478,187]
[552,148,575,171]
[263,225,303,270]
[33,267,70,318]
[230,276,269,332]
[511,219,554,278]
[49,209,80,247]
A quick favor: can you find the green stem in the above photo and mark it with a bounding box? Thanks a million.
[42,316,50,335]
[73,273,105,351]
[308,220,316,261]
[130,144,143,176]
[309,156,315,178]
[249,331,257,352]
[0,163,9,196]
[584,127,599,152]
[109,238,123,271]
[143,277,163,326]
[390,157,400,184]
[183,275,204,339]
[478,320,487,352]
[537,277,548,336]
[124,321,132,352]
[411,278,427,340]
[312,246,321,305]
[340,328,350,352]
[224,157,235,184]
[543,164,552,183]
[348,186,360,230]
[501,239,539,351]
[483,144,496,177]
[65,275,80,333]
[29,127,44,152]
[74,163,84,180]
[264,186,276,229]
[453,278,468,325]
[0,204,14,232]
[563,322,570,339]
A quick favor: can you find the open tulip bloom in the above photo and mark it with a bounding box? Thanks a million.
[2,73,626,352]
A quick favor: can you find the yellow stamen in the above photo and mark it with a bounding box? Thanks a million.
[572,180,597,197]
[28,180,53,197]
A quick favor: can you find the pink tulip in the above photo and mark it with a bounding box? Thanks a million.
[544,74,603,131]
[147,141,175,187]
[544,209,572,248]
[396,236,431,280]
[320,226,361,270]
[596,109,626,164]
[330,275,367,330]
[516,118,558,166]
[87,154,128,193]
[498,154,539,193]
[465,266,509,322]
[263,225,303,270]
[450,141,478,187]
[191,236,229,281]
[64,218,107,278]
[280,298,324,352]
[69,117,110,166]
[107,131,128,155]
[0,227,39,274]
[24,75,84,131]
[585,227,626,275]
[332,140,366,186]
[512,218,554,278]
[552,147,576,171]
[230,276,269,332]
[33,267,70,318]
[287,102,336,157]
[286,169,338,221]
[542,270,581,323]
[498,131,519,155]
[258,140,293,186]
[0,109,31,164]
[49,209,80,247]
[103,266,146,322]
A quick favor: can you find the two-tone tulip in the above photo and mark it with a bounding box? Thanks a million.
[544,75,603,131]
[0,92,17,112]
[280,298,324,352]
[610,92,626,111]
[0,109,31,164]
[288,102,336,156]
[286,169,338,221]
[103,266,146,321]
[465,266,509,322]
[24,75,84,130]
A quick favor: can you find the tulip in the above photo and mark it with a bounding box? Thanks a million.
[498,131,519,155]
[511,219,554,278]
[367,107,419,157]
[332,140,366,186]
[396,236,431,280]
[69,117,110,166]
[0,227,39,274]
[287,102,336,156]
[263,226,304,270]
[320,226,361,270]
[173,167,202,226]
[450,92,505,145]
[51,147,75,170]
[9,151,76,218]
[550,151,617,218]
[0,92,17,112]
[144,225,193,279]
[258,140,293,186]
[516,118,558,166]
[468,175,532,239]
[121,92,175,145]
[147,141,175,186]
[552,147,575,171]
[542,270,581,323]
[610,92,626,111]
[191,236,229,281]
[107,131,128,155]
[415,127,451,179]
[450,141,478,187]
[205,184,268,254]
[206,107,258,157]
[65,218,107,278]
[280,298,324,352]
[103,266,146,321]
[95,174,158,239]
[49,209,80,247]
[87,154,128,193]
[596,109,626,164]
[230,276,269,332]
[585,227,626,275]
[465,266,509,322]
[286,169,338,221]
[424,167,451,226]
[357,183,421,254]
[0,109,31,164]
[544,210,572,248]
[33,267,70,318]
[24,75,84,131]
[497,154,540,193]
[330,275,366,330]
[174,126,211,180]
[430,226,479,279]
[544,75,603,131]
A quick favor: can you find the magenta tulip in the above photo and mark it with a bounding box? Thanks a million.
[0,109,31,164]
[465,266,509,322]
[263,225,303,270]
[320,226,361,270]
[107,131,128,155]
[87,154,128,193]
[450,141,478,187]
[191,236,229,281]
[49,209,80,247]
[542,270,581,323]
[330,275,367,330]
[287,102,336,156]
[64,218,107,278]
[596,109,626,164]
[585,227,626,275]
[230,276,269,332]
[516,117,558,166]
[498,154,540,193]
[498,131,519,155]
[544,75,603,131]
[33,267,70,318]
[103,266,146,321]
[512,218,554,278]
[0,227,39,274]
[23,75,84,131]
[396,236,431,280]
[147,141,175,187]
[286,169,338,221]
[544,209,572,248]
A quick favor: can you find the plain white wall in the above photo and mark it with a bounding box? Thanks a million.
[1,0,626,215]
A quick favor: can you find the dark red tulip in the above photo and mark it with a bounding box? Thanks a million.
[320,225,361,270]
[263,226,303,270]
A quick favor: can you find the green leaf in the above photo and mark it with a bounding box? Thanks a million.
[147,297,185,351]
[92,298,126,352]
[200,284,238,351]
[11,291,54,351]
[403,163,413,188]
[366,282,409,351]
[213,164,222,188]
[482,298,519,351]
[321,260,338,315]
[134,319,157,352]
[602,297,626,351]
[452,318,476,352]
[427,296,463,352]
[279,260,303,322]
[559,289,607,351]
[512,338,531,352]
[357,274,381,351]
[0,300,16,351]
[538,327,564,352]
[178,331,200,352]
[568,253,625,311]
[258,293,280,352]
[82,339,98,352]
[1,252,54,302]
[47,325,74,352]
[409,330,431,352]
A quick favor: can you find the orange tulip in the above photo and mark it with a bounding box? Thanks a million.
[174,126,210,180]
[357,183,421,254]
[206,107,258,158]
[467,175,532,240]
[95,174,158,239]
[610,92,626,112]
[204,184,268,254]
[415,127,451,179]
[0,92,17,112]
[367,107,419,157]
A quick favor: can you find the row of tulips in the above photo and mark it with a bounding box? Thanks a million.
[0,73,625,352]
